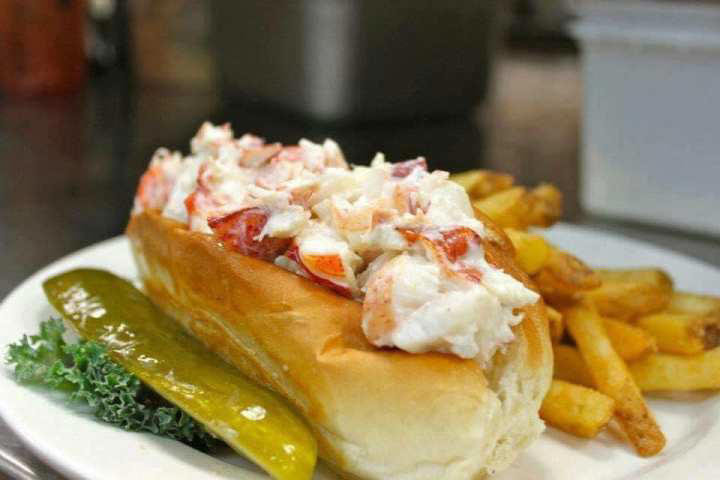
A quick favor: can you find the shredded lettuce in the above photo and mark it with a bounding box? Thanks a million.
[6,318,217,450]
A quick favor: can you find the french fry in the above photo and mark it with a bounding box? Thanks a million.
[533,249,601,304]
[473,185,563,230]
[526,183,563,229]
[473,187,529,230]
[564,303,666,456]
[553,344,594,387]
[668,291,720,316]
[630,348,720,391]
[540,380,616,438]
[636,312,719,355]
[449,169,514,199]
[554,343,720,393]
[505,228,552,275]
[603,317,658,361]
[547,306,565,343]
[553,323,656,385]
[637,292,720,354]
[449,170,484,192]
[585,269,673,320]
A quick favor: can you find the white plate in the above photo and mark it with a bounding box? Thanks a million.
[0,224,719,480]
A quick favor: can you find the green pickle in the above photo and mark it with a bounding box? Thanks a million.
[43,268,317,480]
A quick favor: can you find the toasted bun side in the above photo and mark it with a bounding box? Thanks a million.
[126,211,552,480]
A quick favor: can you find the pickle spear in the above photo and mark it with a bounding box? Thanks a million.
[43,268,317,480]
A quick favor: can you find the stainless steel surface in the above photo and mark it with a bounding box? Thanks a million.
[0,444,39,480]
[0,419,51,480]
[211,0,499,123]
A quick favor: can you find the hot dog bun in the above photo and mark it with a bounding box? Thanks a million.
[127,210,552,480]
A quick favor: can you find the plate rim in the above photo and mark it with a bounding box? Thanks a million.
[0,236,124,480]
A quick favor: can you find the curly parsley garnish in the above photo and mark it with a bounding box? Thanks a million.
[6,318,217,450]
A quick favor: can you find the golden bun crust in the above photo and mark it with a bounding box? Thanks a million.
[126,211,552,480]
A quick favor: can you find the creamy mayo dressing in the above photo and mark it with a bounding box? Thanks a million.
[134,122,539,364]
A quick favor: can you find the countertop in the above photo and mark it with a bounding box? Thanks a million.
[1,49,719,479]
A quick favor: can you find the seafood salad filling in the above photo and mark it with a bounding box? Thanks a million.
[134,122,539,364]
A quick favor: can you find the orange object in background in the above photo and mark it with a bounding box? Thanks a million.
[0,0,86,96]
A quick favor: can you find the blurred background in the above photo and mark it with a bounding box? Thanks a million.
[0,0,719,477]
[3,0,720,297]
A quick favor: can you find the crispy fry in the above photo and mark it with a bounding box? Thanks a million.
[630,348,720,391]
[636,311,720,355]
[449,170,484,192]
[585,269,673,320]
[603,317,658,361]
[564,303,666,456]
[668,291,720,315]
[547,306,565,343]
[540,379,616,438]
[636,292,720,354]
[505,228,552,275]
[553,344,594,387]
[526,183,563,228]
[473,187,529,230]
[555,343,720,393]
[449,169,514,199]
[472,184,563,230]
[533,249,601,304]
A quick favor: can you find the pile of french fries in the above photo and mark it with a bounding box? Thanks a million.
[452,169,720,457]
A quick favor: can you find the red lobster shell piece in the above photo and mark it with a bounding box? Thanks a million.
[208,207,291,261]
